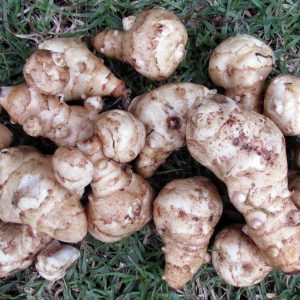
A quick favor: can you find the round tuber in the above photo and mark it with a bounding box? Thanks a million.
[0,221,51,278]
[0,123,13,150]
[212,225,271,287]
[209,34,275,112]
[35,240,80,281]
[95,109,146,163]
[153,177,223,289]
[93,8,188,80]
[264,75,300,135]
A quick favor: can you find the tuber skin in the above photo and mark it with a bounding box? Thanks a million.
[35,240,80,281]
[52,146,94,192]
[24,38,126,101]
[128,83,209,178]
[0,221,52,278]
[0,147,87,243]
[212,225,271,287]
[153,177,223,290]
[186,91,300,273]
[93,8,188,80]
[0,84,95,146]
[264,75,300,136]
[209,34,275,112]
[0,123,13,150]
[95,109,146,163]
[78,137,154,243]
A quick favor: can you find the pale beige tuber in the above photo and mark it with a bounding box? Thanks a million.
[52,146,94,192]
[0,123,13,150]
[153,177,223,289]
[24,38,126,101]
[0,84,95,146]
[95,109,146,163]
[36,240,80,281]
[264,75,300,135]
[209,34,275,112]
[93,8,188,80]
[0,221,51,278]
[77,136,154,243]
[128,83,209,177]
[212,225,271,287]
[0,147,87,243]
[187,91,300,273]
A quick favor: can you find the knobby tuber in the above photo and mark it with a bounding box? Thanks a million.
[212,225,271,287]
[0,147,87,243]
[24,38,126,101]
[264,75,300,135]
[36,240,80,281]
[77,137,154,243]
[0,221,52,278]
[153,177,223,289]
[187,92,300,273]
[93,8,188,80]
[0,84,95,146]
[128,83,209,177]
[209,34,274,112]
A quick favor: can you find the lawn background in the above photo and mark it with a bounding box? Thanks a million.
[0,0,300,299]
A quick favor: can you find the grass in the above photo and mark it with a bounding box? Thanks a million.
[0,0,300,299]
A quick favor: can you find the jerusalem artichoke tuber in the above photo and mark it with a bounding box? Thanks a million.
[78,137,154,243]
[0,221,51,278]
[264,75,300,135]
[289,176,300,209]
[209,35,274,112]
[0,147,87,243]
[186,91,300,273]
[128,83,209,177]
[35,240,80,281]
[212,225,271,287]
[95,109,146,163]
[0,84,95,146]
[93,8,188,80]
[24,38,126,101]
[153,177,223,289]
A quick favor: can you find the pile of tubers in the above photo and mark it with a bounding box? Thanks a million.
[1,6,300,290]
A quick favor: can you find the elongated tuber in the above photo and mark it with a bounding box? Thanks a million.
[78,137,154,243]
[24,38,126,101]
[264,75,300,135]
[0,147,87,242]
[187,92,300,273]
[153,177,223,289]
[0,124,13,150]
[209,35,274,112]
[0,84,95,146]
[0,221,51,278]
[212,225,271,287]
[93,8,188,80]
[128,83,209,177]
[36,240,80,281]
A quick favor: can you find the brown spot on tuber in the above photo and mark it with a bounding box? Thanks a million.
[167,116,181,130]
